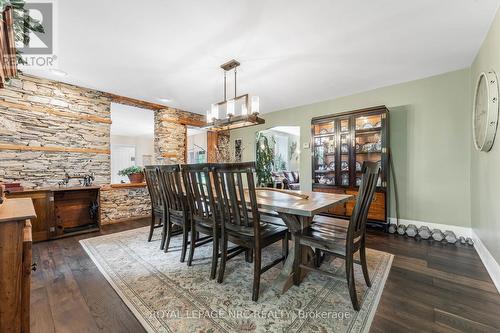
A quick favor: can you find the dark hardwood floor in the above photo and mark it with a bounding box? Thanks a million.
[31,219,500,333]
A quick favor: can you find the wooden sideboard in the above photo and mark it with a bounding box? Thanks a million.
[0,198,36,333]
[6,186,101,242]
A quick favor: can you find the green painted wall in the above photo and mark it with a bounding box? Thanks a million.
[230,69,471,227]
[470,9,500,263]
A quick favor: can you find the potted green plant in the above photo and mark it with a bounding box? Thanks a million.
[118,166,145,183]
[256,132,275,187]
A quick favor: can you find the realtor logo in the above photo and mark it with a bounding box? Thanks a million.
[17,2,53,54]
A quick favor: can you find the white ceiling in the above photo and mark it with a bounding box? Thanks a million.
[110,103,154,137]
[24,0,500,115]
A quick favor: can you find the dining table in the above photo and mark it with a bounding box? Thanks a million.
[250,188,353,294]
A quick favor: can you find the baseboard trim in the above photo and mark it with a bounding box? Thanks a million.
[387,217,472,238]
[470,230,500,294]
[387,217,499,294]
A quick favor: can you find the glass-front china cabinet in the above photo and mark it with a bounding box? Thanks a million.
[311,106,389,228]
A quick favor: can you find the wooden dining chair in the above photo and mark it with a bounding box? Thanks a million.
[181,163,221,279]
[293,161,380,311]
[144,166,166,247]
[212,162,289,301]
[157,164,190,262]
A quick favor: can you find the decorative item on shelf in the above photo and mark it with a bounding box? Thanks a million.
[328,161,335,170]
[341,173,349,186]
[355,143,361,152]
[341,161,348,171]
[375,141,382,151]
[3,182,23,192]
[355,177,361,186]
[326,177,335,185]
[341,125,348,132]
[328,139,335,153]
[355,161,362,171]
[375,121,381,128]
[118,166,145,184]
[318,175,327,184]
[205,59,264,131]
[362,122,373,129]
[341,143,348,154]
[320,129,328,135]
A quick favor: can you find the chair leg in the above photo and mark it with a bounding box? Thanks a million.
[148,213,155,242]
[163,215,172,253]
[180,223,189,263]
[211,230,219,280]
[187,224,196,266]
[315,248,322,268]
[217,230,227,283]
[160,216,167,250]
[346,255,360,311]
[360,243,371,287]
[293,236,301,286]
[245,249,252,263]
[252,246,262,301]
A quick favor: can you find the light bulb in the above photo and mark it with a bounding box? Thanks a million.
[227,99,235,117]
[211,104,219,120]
[241,103,248,116]
[251,96,260,114]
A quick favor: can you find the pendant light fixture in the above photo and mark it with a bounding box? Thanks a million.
[205,59,264,131]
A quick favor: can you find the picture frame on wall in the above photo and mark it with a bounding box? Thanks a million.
[235,138,242,162]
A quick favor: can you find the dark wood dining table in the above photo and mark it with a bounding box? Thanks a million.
[250,189,352,293]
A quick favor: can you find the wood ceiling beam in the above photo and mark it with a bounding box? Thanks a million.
[104,92,168,111]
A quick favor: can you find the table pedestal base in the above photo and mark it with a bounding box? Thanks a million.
[271,213,314,294]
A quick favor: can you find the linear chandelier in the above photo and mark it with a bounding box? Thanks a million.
[205,59,264,131]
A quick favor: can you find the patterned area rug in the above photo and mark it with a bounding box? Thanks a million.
[80,227,393,333]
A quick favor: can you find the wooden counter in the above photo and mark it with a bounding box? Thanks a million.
[0,197,36,222]
[0,198,36,333]
[6,186,101,242]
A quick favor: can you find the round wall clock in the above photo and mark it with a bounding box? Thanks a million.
[473,70,499,152]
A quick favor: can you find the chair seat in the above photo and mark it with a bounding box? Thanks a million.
[299,225,347,256]
[226,221,288,238]
[193,215,215,229]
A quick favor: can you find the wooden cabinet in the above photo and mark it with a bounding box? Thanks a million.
[311,106,389,228]
[6,186,101,242]
[0,198,36,333]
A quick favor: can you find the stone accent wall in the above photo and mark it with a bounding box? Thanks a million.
[0,74,202,224]
[100,187,151,224]
[154,107,204,164]
[0,75,111,187]
[216,131,230,162]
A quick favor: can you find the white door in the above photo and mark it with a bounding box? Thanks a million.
[111,145,136,183]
